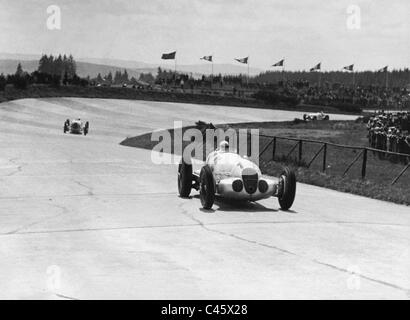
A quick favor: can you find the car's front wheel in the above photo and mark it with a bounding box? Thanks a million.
[84,121,89,136]
[277,167,296,210]
[199,165,215,209]
[178,159,192,197]
[63,119,70,133]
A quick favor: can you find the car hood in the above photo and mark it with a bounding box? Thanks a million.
[207,152,261,180]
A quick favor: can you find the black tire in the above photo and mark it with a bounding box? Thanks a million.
[64,119,69,133]
[178,160,192,197]
[199,165,215,209]
[303,114,307,121]
[84,122,89,136]
[324,115,329,120]
[277,167,296,210]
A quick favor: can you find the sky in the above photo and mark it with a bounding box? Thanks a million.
[0,0,409,71]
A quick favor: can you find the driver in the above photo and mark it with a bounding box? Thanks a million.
[218,140,229,153]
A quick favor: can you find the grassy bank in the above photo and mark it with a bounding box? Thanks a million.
[121,120,410,205]
[0,85,362,115]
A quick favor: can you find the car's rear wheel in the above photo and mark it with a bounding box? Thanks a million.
[324,115,329,120]
[277,167,296,210]
[178,159,192,198]
[199,165,215,209]
[84,121,89,136]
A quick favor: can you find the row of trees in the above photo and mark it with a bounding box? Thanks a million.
[0,73,6,91]
[0,54,86,91]
[38,54,77,79]
[0,59,157,91]
[92,70,155,85]
[0,63,34,90]
[95,70,129,84]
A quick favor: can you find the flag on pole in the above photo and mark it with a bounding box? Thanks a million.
[343,64,354,71]
[378,66,389,88]
[235,57,248,64]
[161,51,176,60]
[200,55,213,62]
[272,59,284,67]
[310,62,321,72]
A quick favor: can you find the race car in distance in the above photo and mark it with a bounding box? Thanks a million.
[178,141,296,210]
[63,119,89,135]
[303,111,329,121]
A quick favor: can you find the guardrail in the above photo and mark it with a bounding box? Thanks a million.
[257,134,410,185]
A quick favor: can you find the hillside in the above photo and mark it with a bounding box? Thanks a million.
[0,59,153,79]
[0,53,262,79]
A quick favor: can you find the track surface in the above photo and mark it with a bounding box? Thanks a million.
[0,98,408,299]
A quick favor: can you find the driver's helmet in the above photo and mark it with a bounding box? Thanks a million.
[219,141,229,152]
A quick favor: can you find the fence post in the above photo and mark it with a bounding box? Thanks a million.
[272,137,276,161]
[298,140,303,164]
[237,131,240,154]
[247,131,250,157]
[361,148,367,179]
[322,143,327,172]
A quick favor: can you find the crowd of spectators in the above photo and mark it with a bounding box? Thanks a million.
[367,111,410,162]
[280,80,410,110]
[154,70,410,110]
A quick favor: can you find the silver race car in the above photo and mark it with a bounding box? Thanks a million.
[303,111,329,121]
[178,141,296,210]
[63,119,90,135]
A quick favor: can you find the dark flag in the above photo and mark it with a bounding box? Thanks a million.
[343,64,354,71]
[378,66,388,72]
[200,55,213,62]
[235,57,248,64]
[161,51,176,60]
[310,62,321,72]
[272,59,284,67]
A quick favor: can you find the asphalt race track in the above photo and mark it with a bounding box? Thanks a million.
[0,98,409,299]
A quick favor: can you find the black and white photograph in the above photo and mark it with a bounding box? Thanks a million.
[0,0,409,302]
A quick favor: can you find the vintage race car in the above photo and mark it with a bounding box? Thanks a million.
[303,112,329,121]
[63,119,89,135]
[178,146,296,210]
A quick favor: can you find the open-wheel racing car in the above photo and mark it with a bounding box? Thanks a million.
[178,141,296,210]
[63,119,90,135]
[303,111,329,121]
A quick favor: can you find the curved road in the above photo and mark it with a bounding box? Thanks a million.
[0,98,408,299]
